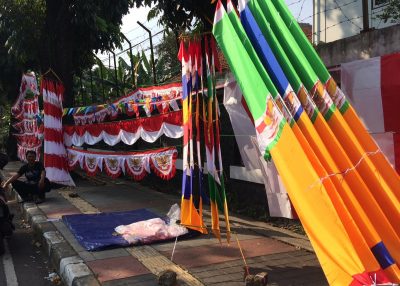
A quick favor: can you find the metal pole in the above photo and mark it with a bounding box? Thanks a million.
[361,0,370,33]
[108,49,119,97]
[93,54,106,102]
[79,75,85,105]
[90,69,94,103]
[137,21,157,85]
[121,33,135,87]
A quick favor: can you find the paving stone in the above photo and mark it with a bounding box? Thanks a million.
[86,256,151,282]
[102,274,158,286]
[161,237,296,269]
[92,248,130,260]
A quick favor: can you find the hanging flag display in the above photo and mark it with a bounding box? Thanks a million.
[66,83,183,125]
[237,2,400,278]
[260,0,400,229]
[212,1,399,284]
[42,78,75,186]
[67,147,177,181]
[203,35,230,242]
[272,0,400,195]
[12,73,42,162]
[63,111,183,147]
[178,39,208,234]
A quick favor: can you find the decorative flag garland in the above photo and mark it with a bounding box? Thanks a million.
[63,111,183,147]
[12,73,42,162]
[66,83,183,125]
[42,78,75,186]
[67,147,178,181]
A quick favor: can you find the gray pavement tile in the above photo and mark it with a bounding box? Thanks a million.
[78,250,96,262]
[91,248,131,260]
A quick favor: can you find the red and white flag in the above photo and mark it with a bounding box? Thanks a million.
[42,78,75,186]
[341,52,400,173]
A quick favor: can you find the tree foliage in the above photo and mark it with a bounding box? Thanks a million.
[133,0,238,32]
[75,31,180,107]
[377,0,400,23]
[0,0,135,107]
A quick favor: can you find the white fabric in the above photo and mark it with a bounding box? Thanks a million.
[43,83,75,186]
[371,132,396,168]
[341,57,384,133]
[223,79,293,219]
[223,80,260,170]
[44,141,68,156]
[44,115,63,131]
[64,124,183,147]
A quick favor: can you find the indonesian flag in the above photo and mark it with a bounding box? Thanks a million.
[341,53,400,174]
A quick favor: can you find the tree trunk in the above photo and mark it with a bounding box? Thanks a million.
[41,0,75,107]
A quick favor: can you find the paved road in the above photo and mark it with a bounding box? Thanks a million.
[0,200,61,286]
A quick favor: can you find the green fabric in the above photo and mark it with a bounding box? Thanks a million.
[213,5,269,120]
[256,0,317,89]
[227,6,279,98]
[213,3,285,159]
[272,0,331,83]
[247,0,302,92]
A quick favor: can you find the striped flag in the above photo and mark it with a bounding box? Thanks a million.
[42,79,75,186]
[178,40,207,234]
[272,0,400,196]
[212,1,393,284]
[238,1,400,281]
[204,36,222,240]
[259,0,400,235]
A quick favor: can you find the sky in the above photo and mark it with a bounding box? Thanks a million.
[98,0,313,66]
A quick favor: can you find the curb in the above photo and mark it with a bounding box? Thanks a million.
[20,202,100,286]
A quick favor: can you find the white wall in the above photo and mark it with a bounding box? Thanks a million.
[313,0,395,44]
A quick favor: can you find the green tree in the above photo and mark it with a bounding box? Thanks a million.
[377,0,400,23]
[134,0,238,32]
[0,0,135,107]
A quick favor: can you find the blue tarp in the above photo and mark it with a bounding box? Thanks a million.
[62,208,161,251]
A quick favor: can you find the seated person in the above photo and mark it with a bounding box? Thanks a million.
[1,150,50,204]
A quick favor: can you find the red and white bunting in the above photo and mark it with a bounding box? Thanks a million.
[63,111,183,147]
[67,147,177,181]
[42,79,75,186]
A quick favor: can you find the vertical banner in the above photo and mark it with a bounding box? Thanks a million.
[178,41,207,234]
[42,78,75,186]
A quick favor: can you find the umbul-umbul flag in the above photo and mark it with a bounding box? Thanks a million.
[212,1,396,284]
[238,1,400,279]
[270,0,400,201]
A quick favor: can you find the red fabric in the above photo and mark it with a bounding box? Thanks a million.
[41,79,64,101]
[64,111,182,136]
[394,132,400,175]
[149,150,177,181]
[350,269,390,285]
[14,134,41,147]
[44,128,64,143]
[381,53,400,132]
[44,154,69,170]
[44,102,63,119]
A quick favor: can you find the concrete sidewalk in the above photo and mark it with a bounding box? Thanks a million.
[4,162,328,286]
